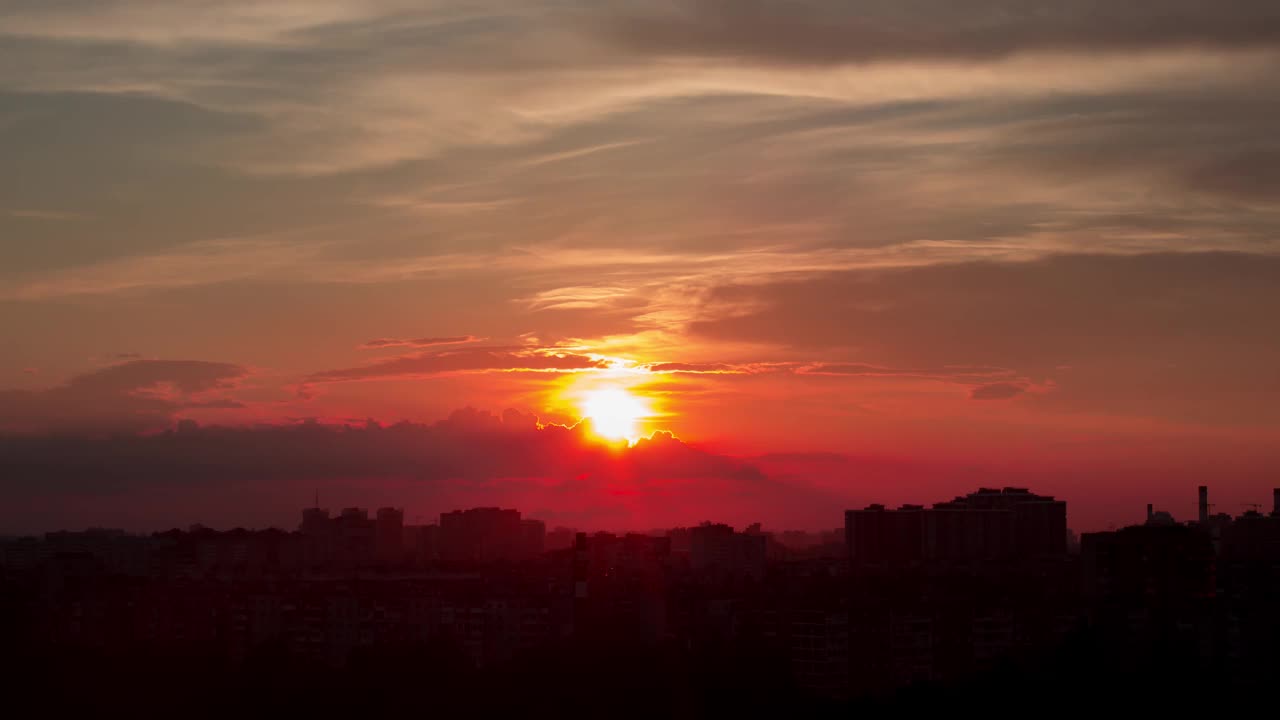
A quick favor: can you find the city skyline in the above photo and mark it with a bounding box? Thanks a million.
[6,476,1274,540]
[7,480,1280,712]
[15,482,1271,564]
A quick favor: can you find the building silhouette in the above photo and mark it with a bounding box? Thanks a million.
[402,523,440,565]
[845,487,1067,567]
[6,484,1280,712]
[334,508,375,569]
[375,507,404,565]
[690,523,767,579]
[439,507,542,563]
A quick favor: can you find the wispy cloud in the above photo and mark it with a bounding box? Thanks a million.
[0,237,317,300]
[360,335,482,349]
[4,208,90,221]
[304,346,611,384]
[604,1,1280,65]
[0,359,249,433]
[970,382,1030,401]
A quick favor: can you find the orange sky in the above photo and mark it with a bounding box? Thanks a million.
[2,1,1279,533]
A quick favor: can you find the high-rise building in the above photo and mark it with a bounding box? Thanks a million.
[571,532,672,640]
[545,526,576,552]
[690,523,767,579]
[402,524,439,565]
[439,507,524,563]
[335,508,375,569]
[521,518,546,558]
[1081,523,1213,602]
[844,504,929,566]
[375,507,404,565]
[300,507,329,532]
[299,506,333,568]
[845,488,1067,567]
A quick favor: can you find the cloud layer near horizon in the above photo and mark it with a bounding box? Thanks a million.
[0,408,795,533]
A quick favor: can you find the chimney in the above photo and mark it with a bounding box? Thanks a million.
[1147,504,1154,522]
[1198,486,1209,525]
[1272,488,1279,517]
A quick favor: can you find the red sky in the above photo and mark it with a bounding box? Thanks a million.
[2,1,1279,534]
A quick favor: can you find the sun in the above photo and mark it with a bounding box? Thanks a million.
[581,388,649,443]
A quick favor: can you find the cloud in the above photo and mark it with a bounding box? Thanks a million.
[970,382,1028,401]
[3,11,1278,310]
[526,286,651,312]
[687,252,1280,424]
[0,236,317,300]
[1,2,1278,453]
[4,208,89,221]
[305,346,610,383]
[15,1,1277,70]
[642,362,742,374]
[605,1,1280,65]
[359,335,481,349]
[5,0,1273,183]
[689,252,1280,357]
[1186,149,1280,202]
[0,409,781,532]
[0,360,249,433]
[69,360,245,394]
[796,363,1015,380]
[640,360,1004,378]
[634,359,1050,401]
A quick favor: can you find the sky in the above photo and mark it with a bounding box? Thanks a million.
[2,1,1279,534]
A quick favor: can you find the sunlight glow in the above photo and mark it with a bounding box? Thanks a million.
[580,388,649,444]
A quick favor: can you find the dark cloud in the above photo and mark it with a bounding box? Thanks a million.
[689,252,1280,424]
[15,1,1273,81]
[305,347,610,384]
[0,409,758,488]
[0,360,248,433]
[0,89,366,277]
[604,1,1280,65]
[970,382,1028,401]
[640,361,1032,393]
[66,360,245,395]
[957,89,1280,208]
[691,252,1280,359]
[797,363,1015,381]
[1187,149,1280,202]
[0,410,771,531]
[360,335,481,349]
